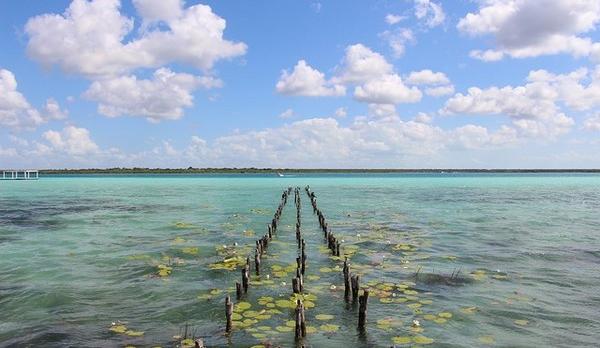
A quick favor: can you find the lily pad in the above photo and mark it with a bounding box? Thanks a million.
[478,335,496,344]
[413,335,435,344]
[109,324,127,333]
[235,302,251,311]
[514,319,529,326]
[320,324,340,332]
[438,312,453,319]
[276,326,293,332]
[392,336,412,344]
[315,314,334,320]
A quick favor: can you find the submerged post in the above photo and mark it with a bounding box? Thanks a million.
[358,289,369,329]
[225,295,233,333]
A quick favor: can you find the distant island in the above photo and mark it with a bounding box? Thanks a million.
[38,168,600,174]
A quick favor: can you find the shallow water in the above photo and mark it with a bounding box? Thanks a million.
[1,173,599,347]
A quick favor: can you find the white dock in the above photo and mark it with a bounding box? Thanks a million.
[1,169,39,180]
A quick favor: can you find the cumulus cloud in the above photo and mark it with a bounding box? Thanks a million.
[354,74,422,104]
[406,69,450,85]
[278,108,294,119]
[277,44,425,106]
[379,28,416,58]
[414,0,446,28]
[583,114,600,131]
[83,68,217,122]
[458,0,600,61]
[178,113,522,168]
[385,14,405,25]
[25,0,246,78]
[332,44,393,85]
[276,60,345,97]
[425,85,455,97]
[442,67,580,139]
[133,0,183,25]
[334,107,347,118]
[42,126,99,156]
[43,98,69,120]
[0,69,67,130]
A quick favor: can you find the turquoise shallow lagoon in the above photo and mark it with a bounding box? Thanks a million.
[1,173,599,347]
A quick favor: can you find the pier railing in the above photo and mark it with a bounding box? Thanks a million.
[1,170,39,180]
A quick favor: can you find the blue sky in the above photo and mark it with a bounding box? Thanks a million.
[1,0,600,168]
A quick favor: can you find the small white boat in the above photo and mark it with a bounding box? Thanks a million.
[277,172,284,177]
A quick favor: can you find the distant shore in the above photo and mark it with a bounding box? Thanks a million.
[37,168,600,174]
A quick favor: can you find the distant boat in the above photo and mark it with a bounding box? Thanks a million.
[277,172,284,177]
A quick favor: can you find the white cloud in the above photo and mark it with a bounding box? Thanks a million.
[0,69,60,130]
[458,0,600,61]
[525,67,600,111]
[42,126,99,156]
[583,114,600,131]
[442,71,576,139]
[276,60,345,97]
[379,28,416,58]
[25,0,247,78]
[43,98,68,120]
[133,0,183,25]
[354,74,422,104]
[83,68,217,122]
[332,44,393,85]
[406,69,450,85]
[414,112,432,123]
[278,108,294,119]
[414,0,446,28]
[385,14,405,25]
[425,85,455,97]
[334,107,347,118]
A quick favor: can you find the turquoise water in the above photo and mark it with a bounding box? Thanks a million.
[1,173,599,347]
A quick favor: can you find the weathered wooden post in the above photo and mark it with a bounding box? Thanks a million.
[295,299,306,340]
[225,295,233,333]
[235,282,242,300]
[254,248,261,276]
[343,258,351,302]
[358,289,369,329]
[351,275,360,301]
[242,265,249,293]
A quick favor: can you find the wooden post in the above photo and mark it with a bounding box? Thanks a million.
[295,299,306,340]
[343,258,351,302]
[358,289,369,329]
[235,282,242,300]
[254,249,261,276]
[242,265,249,293]
[292,278,300,294]
[351,275,360,301]
[225,295,233,333]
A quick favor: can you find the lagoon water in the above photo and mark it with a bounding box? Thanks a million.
[1,173,599,347]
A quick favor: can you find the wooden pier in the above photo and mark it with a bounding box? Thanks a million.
[1,170,39,180]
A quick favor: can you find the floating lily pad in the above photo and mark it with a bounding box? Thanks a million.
[434,317,447,324]
[315,314,334,320]
[478,335,495,344]
[423,314,436,320]
[232,312,242,320]
[392,336,412,344]
[180,338,195,347]
[413,335,435,344]
[306,326,318,334]
[276,326,293,332]
[514,319,529,326]
[319,267,333,273]
[275,299,295,308]
[181,247,199,255]
[460,306,478,314]
[320,324,340,332]
[125,330,144,337]
[235,302,251,311]
[285,320,296,328]
[438,312,452,319]
[109,324,127,333]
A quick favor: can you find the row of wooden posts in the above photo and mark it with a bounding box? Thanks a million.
[226,188,292,334]
[224,185,370,343]
[305,186,369,330]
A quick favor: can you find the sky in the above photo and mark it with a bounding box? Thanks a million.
[1,0,600,169]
